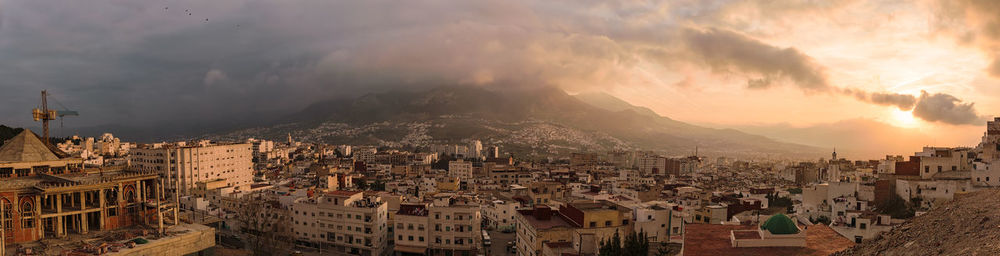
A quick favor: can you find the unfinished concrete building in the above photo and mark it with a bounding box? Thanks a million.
[1,130,178,245]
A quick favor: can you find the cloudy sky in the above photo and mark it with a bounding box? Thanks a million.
[1,0,997,148]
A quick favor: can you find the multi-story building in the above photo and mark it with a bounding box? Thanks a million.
[515,201,632,256]
[482,199,521,231]
[129,141,253,195]
[449,160,473,180]
[290,191,389,256]
[394,194,482,256]
[354,147,378,164]
[528,181,566,206]
[623,201,684,243]
[469,140,482,159]
[246,138,274,162]
[915,147,973,179]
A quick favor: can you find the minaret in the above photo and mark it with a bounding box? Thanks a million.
[832,148,837,161]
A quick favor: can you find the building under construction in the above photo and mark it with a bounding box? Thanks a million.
[0,130,178,245]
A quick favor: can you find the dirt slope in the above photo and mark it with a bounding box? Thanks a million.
[832,189,1000,256]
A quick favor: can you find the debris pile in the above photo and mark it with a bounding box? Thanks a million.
[833,189,1000,256]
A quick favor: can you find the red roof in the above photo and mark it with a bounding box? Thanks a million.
[683,224,853,256]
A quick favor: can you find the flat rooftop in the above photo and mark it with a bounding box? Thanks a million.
[517,210,573,230]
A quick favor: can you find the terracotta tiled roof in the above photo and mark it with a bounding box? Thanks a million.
[683,224,853,256]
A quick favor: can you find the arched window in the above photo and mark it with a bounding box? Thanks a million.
[105,189,118,206]
[1,198,12,230]
[20,198,33,228]
[124,186,136,203]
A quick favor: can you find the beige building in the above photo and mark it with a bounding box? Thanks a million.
[291,191,389,256]
[129,142,253,195]
[449,160,473,180]
[394,194,482,256]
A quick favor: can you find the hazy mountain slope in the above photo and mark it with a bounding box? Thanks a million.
[728,119,933,159]
[209,86,825,159]
[573,92,662,118]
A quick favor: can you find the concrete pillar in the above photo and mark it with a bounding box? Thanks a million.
[81,212,88,234]
[55,194,63,237]
[139,180,145,202]
[157,179,164,235]
[99,189,106,231]
[37,196,43,240]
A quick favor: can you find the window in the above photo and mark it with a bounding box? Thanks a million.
[1,199,11,230]
[20,200,34,228]
[589,222,596,228]
[605,221,612,227]
[398,235,403,240]
[419,236,425,242]
[860,223,867,229]
[408,236,414,241]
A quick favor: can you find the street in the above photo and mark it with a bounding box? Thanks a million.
[485,230,516,256]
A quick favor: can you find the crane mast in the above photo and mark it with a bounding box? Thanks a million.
[32,90,57,146]
[32,90,78,146]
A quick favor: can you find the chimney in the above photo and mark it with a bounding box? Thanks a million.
[534,205,552,220]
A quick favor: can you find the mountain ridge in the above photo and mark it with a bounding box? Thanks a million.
[208,86,825,159]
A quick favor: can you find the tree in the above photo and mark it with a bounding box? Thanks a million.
[876,193,915,219]
[598,231,623,256]
[599,230,650,256]
[235,193,294,256]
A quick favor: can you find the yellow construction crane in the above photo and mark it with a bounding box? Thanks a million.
[31,90,78,145]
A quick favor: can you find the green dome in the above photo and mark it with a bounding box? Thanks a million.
[761,214,799,234]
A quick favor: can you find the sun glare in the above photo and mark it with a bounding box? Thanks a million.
[891,109,919,128]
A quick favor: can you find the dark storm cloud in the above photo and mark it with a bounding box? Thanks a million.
[912,91,984,125]
[0,0,988,132]
[680,28,830,92]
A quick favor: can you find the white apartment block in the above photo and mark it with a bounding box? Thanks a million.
[291,191,389,256]
[129,142,254,195]
[482,199,520,231]
[393,195,482,256]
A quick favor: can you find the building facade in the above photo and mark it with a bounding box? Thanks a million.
[129,142,253,195]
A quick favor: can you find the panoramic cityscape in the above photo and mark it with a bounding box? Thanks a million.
[2,1,1000,256]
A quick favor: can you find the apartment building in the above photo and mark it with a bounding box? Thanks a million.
[449,160,473,180]
[515,201,632,256]
[482,199,521,231]
[129,141,253,195]
[515,205,574,256]
[393,194,482,256]
[290,191,389,256]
